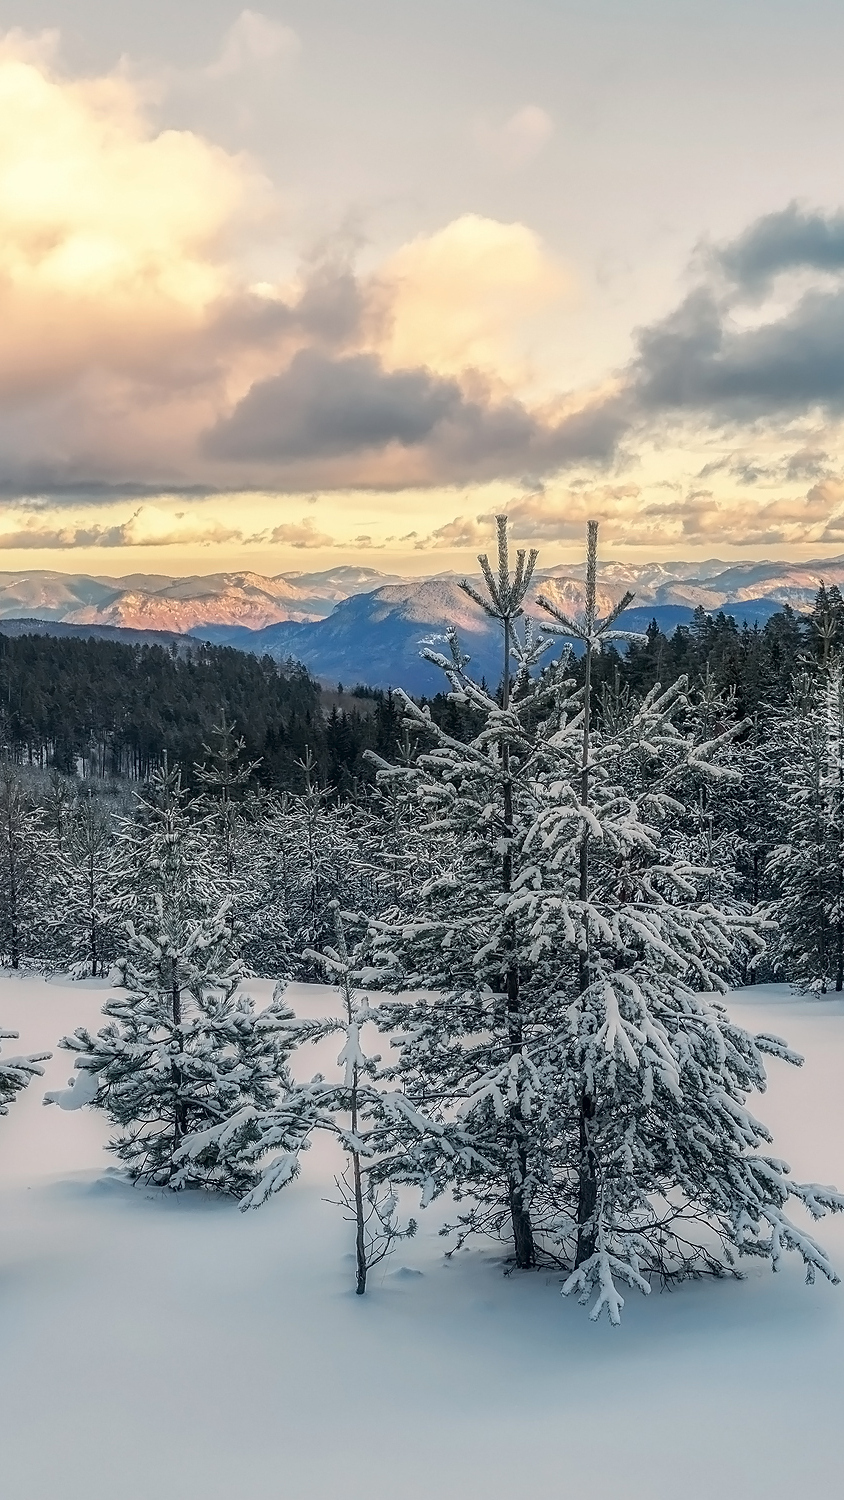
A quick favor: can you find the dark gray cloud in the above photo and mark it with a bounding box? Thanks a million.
[625,205,844,424]
[717,203,844,290]
[205,350,461,460]
[208,263,370,354]
[631,282,844,420]
[204,347,627,483]
[0,477,218,502]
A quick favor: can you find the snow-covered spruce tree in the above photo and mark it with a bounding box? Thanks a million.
[361,726,440,921]
[194,715,291,978]
[48,788,125,977]
[46,763,294,1193]
[356,519,571,1270]
[1,1028,50,1114]
[767,664,844,992]
[194,714,260,886]
[274,751,355,974]
[0,760,51,969]
[179,903,420,1294]
[529,523,841,1315]
[355,517,844,1321]
[303,906,417,1295]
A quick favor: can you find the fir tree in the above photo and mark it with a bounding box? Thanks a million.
[47,764,291,1193]
[0,762,48,969]
[354,517,844,1320]
[279,751,352,973]
[304,906,417,1294]
[189,904,420,1293]
[0,1028,50,1113]
[767,665,844,992]
[355,524,572,1268]
[50,789,124,977]
[194,715,291,977]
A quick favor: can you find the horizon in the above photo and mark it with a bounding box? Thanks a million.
[3,3,844,572]
[0,553,828,587]
[6,548,844,586]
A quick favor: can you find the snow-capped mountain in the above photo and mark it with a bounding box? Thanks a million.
[1,555,839,633]
[196,578,784,694]
[0,554,834,692]
[0,566,410,631]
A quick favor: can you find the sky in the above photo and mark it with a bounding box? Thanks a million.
[3,1,844,576]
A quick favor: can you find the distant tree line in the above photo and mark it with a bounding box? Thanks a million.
[0,593,834,795]
[0,635,411,792]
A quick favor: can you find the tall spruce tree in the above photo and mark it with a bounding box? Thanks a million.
[0,762,49,970]
[767,664,844,991]
[353,517,844,1321]
[49,789,124,977]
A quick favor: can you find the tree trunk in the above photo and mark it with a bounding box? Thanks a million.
[171,981,187,1163]
[501,614,536,1270]
[6,803,19,971]
[88,845,98,977]
[575,522,598,1268]
[350,1067,367,1295]
[575,1090,598,1265]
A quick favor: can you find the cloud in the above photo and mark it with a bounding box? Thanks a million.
[503,486,643,541]
[0,522,127,549]
[419,515,492,550]
[0,505,246,549]
[0,42,589,500]
[267,517,335,548]
[626,207,844,425]
[203,347,627,486]
[631,284,844,420]
[716,203,844,291]
[373,214,570,383]
[5,32,844,553]
[0,35,269,400]
[205,350,462,461]
[472,106,554,169]
[205,11,300,79]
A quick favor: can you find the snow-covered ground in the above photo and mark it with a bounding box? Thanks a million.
[1,974,843,1500]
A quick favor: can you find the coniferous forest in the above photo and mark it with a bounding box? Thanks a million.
[3,520,844,1320]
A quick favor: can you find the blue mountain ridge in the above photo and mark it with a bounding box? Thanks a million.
[192,593,787,696]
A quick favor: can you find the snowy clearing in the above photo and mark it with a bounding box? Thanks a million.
[1,973,843,1500]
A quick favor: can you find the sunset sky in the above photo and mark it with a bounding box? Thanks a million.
[3,1,844,575]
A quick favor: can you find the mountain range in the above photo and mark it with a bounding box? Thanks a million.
[0,555,832,693]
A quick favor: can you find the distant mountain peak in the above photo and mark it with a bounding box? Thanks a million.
[0,555,835,642]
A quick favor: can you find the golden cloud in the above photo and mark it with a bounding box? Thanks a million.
[0,31,269,398]
[372,214,572,387]
[268,518,335,548]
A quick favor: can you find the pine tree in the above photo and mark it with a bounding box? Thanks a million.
[194,714,259,885]
[190,904,420,1293]
[354,517,844,1321]
[194,715,291,977]
[0,1028,50,1113]
[303,907,417,1294]
[277,751,352,973]
[49,789,124,977]
[0,762,49,970]
[767,664,844,991]
[355,523,572,1268]
[46,763,292,1193]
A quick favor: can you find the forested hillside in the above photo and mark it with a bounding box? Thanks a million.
[0,592,832,790]
[0,634,407,791]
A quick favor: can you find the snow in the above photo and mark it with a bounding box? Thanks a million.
[1,973,843,1499]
